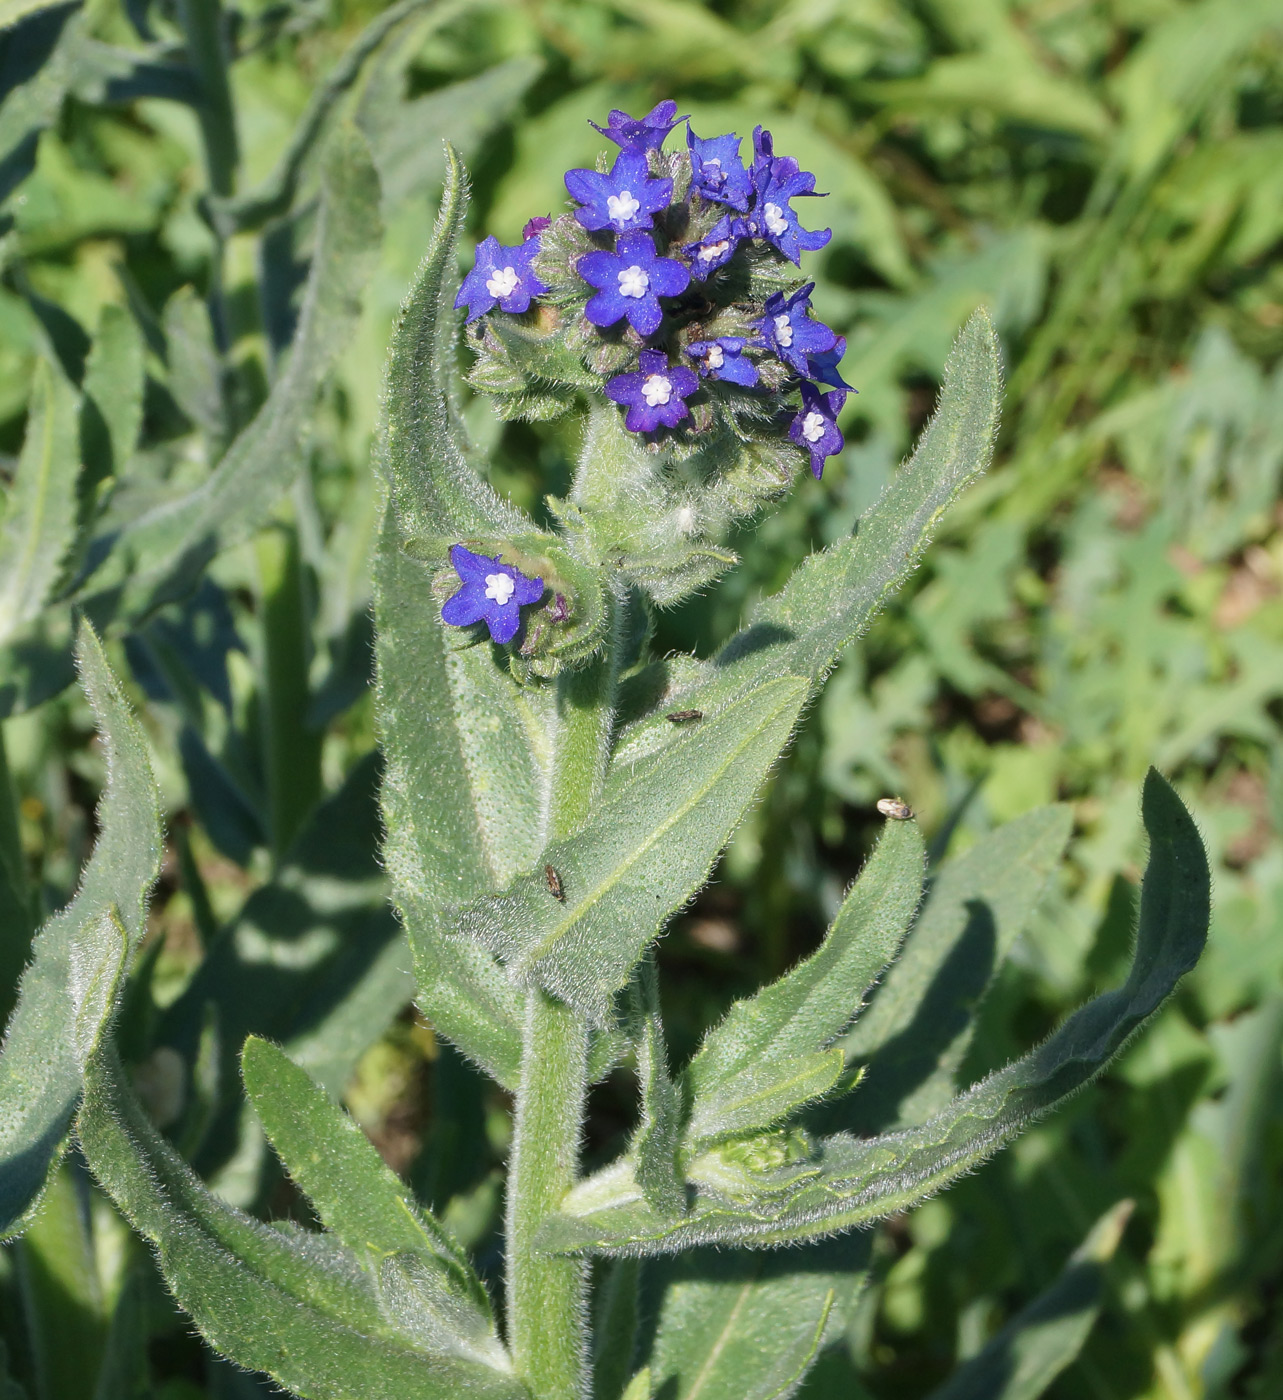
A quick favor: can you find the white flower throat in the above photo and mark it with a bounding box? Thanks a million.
[485,266,519,299]
[642,375,672,407]
[763,202,788,236]
[801,410,826,443]
[618,265,650,298]
[705,344,725,369]
[774,314,794,347]
[698,240,730,263]
[607,189,641,223]
[484,573,516,606]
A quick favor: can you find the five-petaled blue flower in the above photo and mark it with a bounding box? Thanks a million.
[441,545,545,644]
[806,334,854,391]
[686,127,753,211]
[590,100,685,152]
[579,230,691,337]
[565,150,673,234]
[687,337,758,388]
[747,127,832,265]
[605,349,700,433]
[756,284,839,377]
[683,213,746,280]
[455,234,549,323]
[789,382,846,479]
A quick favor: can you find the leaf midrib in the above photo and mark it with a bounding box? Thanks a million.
[518,678,806,972]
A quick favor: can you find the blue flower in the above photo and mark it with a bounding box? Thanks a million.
[789,382,846,479]
[746,127,832,265]
[590,100,685,152]
[441,545,545,644]
[687,337,758,388]
[565,149,674,234]
[755,284,839,377]
[605,349,700,433]
[682,213,747,280]
[578,230,691,337]
[806,334,853,391]
[686,127,752,211]
[454,234,549,323]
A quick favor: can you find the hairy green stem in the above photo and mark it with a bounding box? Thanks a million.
[506,989,590,1399]
[0,722,32,1030]
[506,603,620,1396]
[548,613,619,840]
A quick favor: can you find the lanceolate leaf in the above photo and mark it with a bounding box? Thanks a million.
[0,623,161,1239]
[628,956,685,1216]
[77,1044,529,1400]
[82,303,144,482]
[685,818,925,1144]
[925,1200,1133,1400]
[838,804,1073,1134]
[639,1237,870,1400]
[610,309,1001,773]
[78,124,383,624]
[458,676,809,1021]
[538,770,1208,1254]
[378,143,531,545]
[0,356,80,647]
[242,1036,499,1359]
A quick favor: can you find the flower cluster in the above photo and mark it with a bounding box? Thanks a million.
[456,101,853,481]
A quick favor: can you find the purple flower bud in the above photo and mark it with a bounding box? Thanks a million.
[605,348,700,433]
[578,230,691,337]
[565,149,673,234]
[523,214,553,240]
[686,337,759,388]
[686,127,753,211]
[441,545,545,645]
[454,234,549,323]
[789,382,846,479]
[682,213,747,281]
[590,100,686,152]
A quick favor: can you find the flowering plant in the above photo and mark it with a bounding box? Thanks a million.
[0,96,1209,1400]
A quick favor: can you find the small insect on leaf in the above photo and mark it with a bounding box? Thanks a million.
[877,797,914,820]
[665,710,704,724]
[545,863,566,902]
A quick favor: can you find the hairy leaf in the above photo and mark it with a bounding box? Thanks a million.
[639,1237,870,1400]
[458,676,809,1020]
[242,1037,492,1330]
[0,624,161,1238]
[628,956,685,1215]
[163,286,226,446]
[926,1201,1133,1400]
[839,804,1073,1133]
[685,818,925,1144]
[82,303,144,482]
[78,124,382,623]
[78,1043,529,1399]
[0,356,80,646]
[539,771,1208,1253]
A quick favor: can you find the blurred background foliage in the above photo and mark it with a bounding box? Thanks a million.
[0,0,1281,1396]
